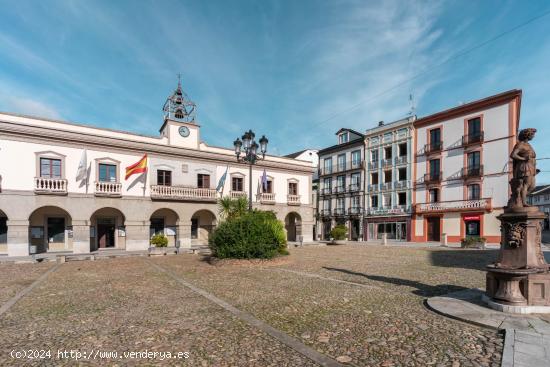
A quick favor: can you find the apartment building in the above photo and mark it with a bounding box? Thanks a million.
[317,129,365,240]
[0,81,314,257]
[411,90,522,243]
[364,117,415,241]
[528,185,550,229]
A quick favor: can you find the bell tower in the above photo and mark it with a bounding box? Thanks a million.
[160,76,200,149]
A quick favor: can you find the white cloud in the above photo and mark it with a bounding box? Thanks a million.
[2,95,61,120]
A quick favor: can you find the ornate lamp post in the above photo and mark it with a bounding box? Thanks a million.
[233,130,268,211]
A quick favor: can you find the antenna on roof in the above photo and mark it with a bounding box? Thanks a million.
[408,93,416,116]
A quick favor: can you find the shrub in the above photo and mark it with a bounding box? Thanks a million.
[218,197,248,221]
[461,236,487,248]
[150,233,168,247]
[330,224,348,240]
[209,210,288,259]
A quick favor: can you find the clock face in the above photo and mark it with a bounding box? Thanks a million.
[179,126,190,137]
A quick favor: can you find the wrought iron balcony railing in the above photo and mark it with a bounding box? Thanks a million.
[424,141,442,154]
[424,172,442,184]
[462,132,484,146]
[462,165,483,179]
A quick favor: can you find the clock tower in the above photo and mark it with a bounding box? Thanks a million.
[160,77,200,149]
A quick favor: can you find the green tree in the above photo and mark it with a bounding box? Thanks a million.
[218,197,248,221]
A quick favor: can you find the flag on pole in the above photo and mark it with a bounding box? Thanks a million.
[256,178,261,196]
[76,149,87,182]
[261,169,268,192]
[216,165,229,194]
[125,154,148,180]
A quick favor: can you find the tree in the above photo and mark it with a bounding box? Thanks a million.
[218,197,249,221]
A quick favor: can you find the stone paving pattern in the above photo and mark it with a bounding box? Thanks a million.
[0,245,514,366]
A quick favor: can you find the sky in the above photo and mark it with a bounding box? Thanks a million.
[1,0,550,180]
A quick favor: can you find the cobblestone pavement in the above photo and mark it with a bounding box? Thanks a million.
[0,245,508,366]
[0,262,55,305]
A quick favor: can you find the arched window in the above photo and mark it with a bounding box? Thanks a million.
[174,109,184,119]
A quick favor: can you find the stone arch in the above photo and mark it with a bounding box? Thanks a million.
[90,207,126,251]
[285,212,302,242]
[28,206,72,254]
[150,208,179,247]
[190,209,217,244]
[0,209,8,253]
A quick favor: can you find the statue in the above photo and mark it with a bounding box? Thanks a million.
[507,128,540,209]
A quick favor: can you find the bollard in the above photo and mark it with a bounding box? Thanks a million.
[382,233,387,245]
[441,233,448,247]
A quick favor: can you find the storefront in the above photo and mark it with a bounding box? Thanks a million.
[463,214,481,237]
[365,216,410,241]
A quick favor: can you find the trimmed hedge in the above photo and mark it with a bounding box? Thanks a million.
[209,210,288,259]
[151,233,168,247]
[330,224,348,240]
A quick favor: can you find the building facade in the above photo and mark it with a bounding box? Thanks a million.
[0,82,314,257]
[317,129,365,240]
[528,185,550,229]
[364,117,415,241]
[411,90,522,243]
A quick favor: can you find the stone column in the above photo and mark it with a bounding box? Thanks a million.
[7,219,29,257]
[72,221,91,254]
[125,221,150,251]
[178,223,192,248]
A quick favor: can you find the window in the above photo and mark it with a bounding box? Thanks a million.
[398,143,407,157]
[383,194,392,207]
[371,149,378,162]
[429,159,440,178]
[40,158,62,179]
[384,146,392,159]
[157,170,172,186]
[468,184,481,200]
[350,173,361,189]
[197,174,210,188]
[468,151,481,169]
[429,188,439,203]
[351,150,361,167]
[339,132,349,144]
[337,197,345,209]
[150,218,165,237]
[337,175,346,189]
[384,170,392,183]
[337,154,346,171]
[351,196,361,208]
[47,217,65,243]
[323,200,331,210]
[545,194,550,201]
[398,192,407,206]
[288,182,298,195]
[232,176,243,192]
[429,128,441,148]
[398,167,407,181]
[323,177,332,190]
[99,164,117,182]
[468,117,481,137]
[371,195,379,208]
[324,158,332,174]
[265,180,273,193]
[371,172,379,185]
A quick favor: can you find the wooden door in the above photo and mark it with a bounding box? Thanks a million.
[427,217,440,241]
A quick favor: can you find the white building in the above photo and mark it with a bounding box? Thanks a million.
[412,90,522,243]
[0,82,314,257]
[528,185,550,229]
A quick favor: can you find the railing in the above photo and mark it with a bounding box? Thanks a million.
[380,182,393,191]
[319,167,333,176]
[394,180,409,190]
[34,177,68,194]
[333,208,346,216]
[333,186,346,194]
[367,205,410,215]
[319,160,363,175]
[348,184,361,192]
[95,181,122,197]
[319,187,332,196]
[414,198,492,213]
[395,156,407,165]
[462,165,484,179]
[368,184,379,192]
[230,191,247,198]
[368,161,378,170]
[150,185,216,201]
[348,207,363,215]
[257,192,276,204]
[320,209,332,217]
[462,132,484,146]
[382,159,393,167]
[424,172,442,184]
[287,194,301,205]
[424,141,442,154]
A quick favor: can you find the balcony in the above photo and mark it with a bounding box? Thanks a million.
[382,159,393,167]
[287,194,301,206]
[348,207,364,216]
[320,209,332,217]
[95,181,122,197]
[333,207,346,216]
[368,184,379,192]
[257,192,276,204]
[424,141,442,155]
[336,160,363,173]
[368,161,379,170]
[367,205,409,216]
[319,187,332,196]
[230,191,247,199]
[34,177,68,195]
[319,167,333,176]
[462,165,484,179]
[395,156,407,165]
[394,180,409,190]
[424,172,442,184]
[333,186,346,195]
[462,132,484,146]
[150,185,217,202]
[380,182,393,191]
[414,198,492,214]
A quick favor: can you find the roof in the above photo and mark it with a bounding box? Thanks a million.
[365,116,415,136]
[335,128,365,137]
[414,89,522,128]
[284,149,308,158]
[317,138,364,156]
[530,185,550,196]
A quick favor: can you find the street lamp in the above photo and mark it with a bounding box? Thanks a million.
[233,130,268,211]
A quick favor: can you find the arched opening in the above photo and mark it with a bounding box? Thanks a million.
[285,212,302,242]
[0,210,8,254]
[150,208,179,247]
[28,206,72,254]
[191,210,217,245]
[90,208,125,251]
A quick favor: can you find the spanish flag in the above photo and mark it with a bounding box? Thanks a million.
[125,154,148,180]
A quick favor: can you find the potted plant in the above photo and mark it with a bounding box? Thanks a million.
[460,236,487,249]
[149,233,174,255]
[329,225,348,245]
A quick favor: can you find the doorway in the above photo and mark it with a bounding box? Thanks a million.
[97,218,115,248]
[427,217,441,241]
[350,219,360,241]
[191,218,198,239]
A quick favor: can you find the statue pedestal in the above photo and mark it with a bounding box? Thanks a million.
[485,208,550,311]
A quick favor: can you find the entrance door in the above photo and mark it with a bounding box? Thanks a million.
[351,220,360,241]
[191,218,198,239]
[97,218,115,248]
[0,217,7,246]
[427,217,441,241]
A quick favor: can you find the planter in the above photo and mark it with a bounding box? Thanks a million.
[329,240,347,245]
[460,237,487,250]
[29,245,38,254]
[148,246,178,256]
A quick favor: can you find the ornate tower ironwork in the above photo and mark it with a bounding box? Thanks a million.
[162,75,196,123]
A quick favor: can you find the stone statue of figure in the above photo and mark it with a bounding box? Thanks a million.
[508,128,539,209]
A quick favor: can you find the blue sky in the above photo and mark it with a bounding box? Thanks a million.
[1,0,550,180]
